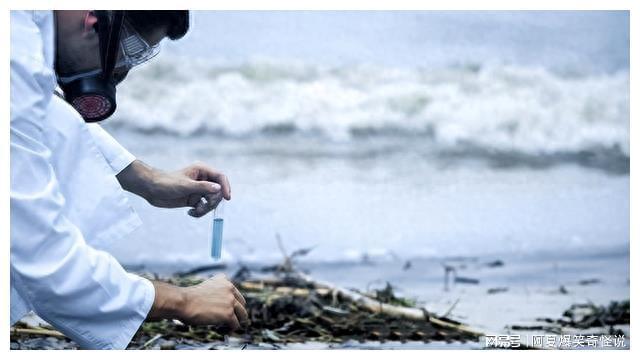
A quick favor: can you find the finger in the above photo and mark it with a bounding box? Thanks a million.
[227,311,241,331]
[192,181,221,197]
[231,285,246,306]
[221,175,231,200]
[187,197,207,218]
[201,192,223,214]
[234,300,249,326]
[196,197,207,212]
[207,181,222,194]
[195,167,231,201]
[188,208,198,217]
[193,197,209,217]
[188,194,220,218]
[185,193,205,208]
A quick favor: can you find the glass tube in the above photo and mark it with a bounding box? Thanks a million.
[211,200,224,259]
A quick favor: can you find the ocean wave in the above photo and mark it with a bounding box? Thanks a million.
[112,56,630,157]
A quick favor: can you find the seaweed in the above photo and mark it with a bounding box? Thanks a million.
[509,299,630,335]
[11,241,483,349]
[126,267,481,348]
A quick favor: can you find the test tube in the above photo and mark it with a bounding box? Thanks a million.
[211,200,224,259]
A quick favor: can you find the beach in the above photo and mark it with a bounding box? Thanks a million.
[10,11,630,350]
[12,250,629,349]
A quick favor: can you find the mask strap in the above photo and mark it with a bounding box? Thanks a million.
[95,10,125,82]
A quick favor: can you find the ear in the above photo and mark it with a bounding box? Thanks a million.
[82,11,99,36]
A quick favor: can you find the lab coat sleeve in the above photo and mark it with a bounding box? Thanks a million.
[87,124,137,174]
[10,13,155,350]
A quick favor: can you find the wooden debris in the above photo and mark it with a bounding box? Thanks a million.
[510,299,630,336]
[174,263,227,277]
[11,327,66,338]
[138,334,163,349]
[484,260,505,268]
[124,268,483,347]
[487,287,509,295]
[453,276,479,285]
[577,278,601,286]
[11,240,484,348]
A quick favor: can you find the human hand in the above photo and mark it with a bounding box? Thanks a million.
[180,274,248,330]
[148,274,248,332]
[117,160,231,217]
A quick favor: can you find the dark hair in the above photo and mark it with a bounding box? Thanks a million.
[125,10,189,40]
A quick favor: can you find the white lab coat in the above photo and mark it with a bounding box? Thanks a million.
[10,10,155,349]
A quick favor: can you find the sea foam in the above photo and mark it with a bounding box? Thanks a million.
[112,56,629,158]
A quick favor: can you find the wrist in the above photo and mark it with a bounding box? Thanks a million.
[148,281,189,321]
[116,159,157,200]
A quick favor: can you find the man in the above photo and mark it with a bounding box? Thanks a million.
[10,10,248,349]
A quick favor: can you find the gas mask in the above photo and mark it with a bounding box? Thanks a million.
[57,11,160,122]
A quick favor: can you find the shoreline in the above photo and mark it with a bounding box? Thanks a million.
[11,251,629,350]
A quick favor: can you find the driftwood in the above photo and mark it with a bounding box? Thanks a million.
[11,327,66,338]
[293,271,483,338]
[138,334,163,349]
[296,271,426,320]
[240,281,329,295]
[175,263,227,277]
[11,238,485,348]
[10,271,482,348]
[131,266,483,346]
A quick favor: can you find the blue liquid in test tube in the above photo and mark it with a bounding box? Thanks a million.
[211,200,224,259]
[211,219,223,259]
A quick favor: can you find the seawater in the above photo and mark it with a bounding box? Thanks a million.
[102,11,629,268]
[108,133,629,268]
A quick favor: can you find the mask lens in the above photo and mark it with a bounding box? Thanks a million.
[118,21,161,68]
